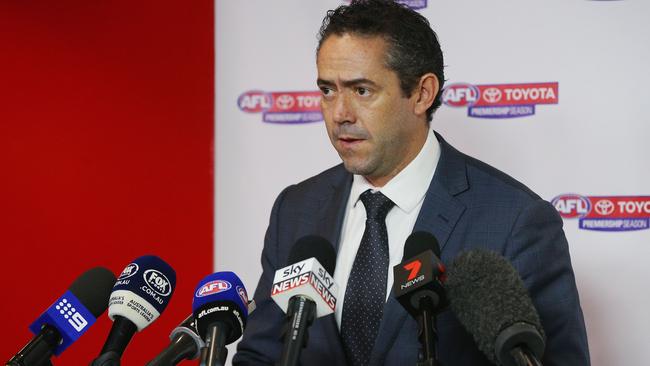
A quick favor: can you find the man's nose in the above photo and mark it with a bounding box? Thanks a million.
[332,93,355,124]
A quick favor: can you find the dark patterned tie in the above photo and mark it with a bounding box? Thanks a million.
[341,189,395,366]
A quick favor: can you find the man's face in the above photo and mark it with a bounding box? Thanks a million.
[317,34,429,187]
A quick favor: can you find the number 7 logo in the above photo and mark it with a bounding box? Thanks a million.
[404,260,422,281]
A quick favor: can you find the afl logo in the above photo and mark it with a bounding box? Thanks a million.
[442,83,480,107]
[238,91,272,113]
[143,270,173,296]
[118,263,139,280]
[552,194,591,219]
[236,286,248,306]
[196,280,232,297]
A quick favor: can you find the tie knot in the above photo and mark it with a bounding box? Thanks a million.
[360,190,395,221]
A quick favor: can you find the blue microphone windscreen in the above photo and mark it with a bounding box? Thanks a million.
[192,271,249,319]
[113,255,177,314]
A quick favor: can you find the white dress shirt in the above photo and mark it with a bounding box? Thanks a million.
[334,128,441,329]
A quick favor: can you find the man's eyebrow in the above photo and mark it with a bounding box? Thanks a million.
[317,78,379,88]
[316,78,335,87]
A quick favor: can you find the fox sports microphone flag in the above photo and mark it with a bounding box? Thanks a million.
[192,271,250,343]
[109,255,177,330]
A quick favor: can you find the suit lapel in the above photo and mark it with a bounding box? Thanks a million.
[370,132,468,365]
[313,165,352,365]
[314,166,352,253]
[415,132,468,251]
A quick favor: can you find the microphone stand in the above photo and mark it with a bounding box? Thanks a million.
[6,325,60,366]
[146,332,199,366]
[90,315,137,366]
[415,292,443,366]
[510,347,542,366]
[496,323,545,366]
[277,296,316,366]
[200,322,230,366]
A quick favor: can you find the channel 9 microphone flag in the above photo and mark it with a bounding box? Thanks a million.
[92,255,176,366]
[7,267,116,366]
[192,271,250,366]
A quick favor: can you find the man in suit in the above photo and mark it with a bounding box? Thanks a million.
[234,1,590,365]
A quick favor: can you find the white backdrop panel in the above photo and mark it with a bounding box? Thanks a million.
[216,1,650,365]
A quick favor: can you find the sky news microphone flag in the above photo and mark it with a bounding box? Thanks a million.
[273,235,338,366]
[271,235,338,318]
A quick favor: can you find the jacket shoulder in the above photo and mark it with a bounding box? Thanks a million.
[463,153,541,202]
[282,163,349,199]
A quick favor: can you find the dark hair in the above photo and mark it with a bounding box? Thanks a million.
[317,0,445,121]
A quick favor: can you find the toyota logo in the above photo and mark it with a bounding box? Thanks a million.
[275,94,295,110]
[482,87,502,103]
[594,200,615,215]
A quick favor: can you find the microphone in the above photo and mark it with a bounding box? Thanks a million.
[392,231,447,366]
[145,315,205,366]
[91,255,176,366]
[192,271,250,366]
[272,235,338,366]
[7,267,116,366]
[445,249,546,366]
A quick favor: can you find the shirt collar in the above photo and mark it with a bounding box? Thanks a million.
[350,128,440,214]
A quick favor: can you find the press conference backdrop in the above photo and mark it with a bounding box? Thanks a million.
[216,1,650,365]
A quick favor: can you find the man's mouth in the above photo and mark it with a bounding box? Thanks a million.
[337,136,365,147]
[339,137,362,143]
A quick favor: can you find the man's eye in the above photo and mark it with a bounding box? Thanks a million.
[357,87,369,96]
[320,87,333,96]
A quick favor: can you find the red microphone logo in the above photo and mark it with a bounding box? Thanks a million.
[404,260,422,281]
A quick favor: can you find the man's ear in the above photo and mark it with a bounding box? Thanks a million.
[413,73,439,117]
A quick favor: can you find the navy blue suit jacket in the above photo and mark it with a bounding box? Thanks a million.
[234,133,590,366]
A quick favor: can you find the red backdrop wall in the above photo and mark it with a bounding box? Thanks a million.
[0,1,213,364]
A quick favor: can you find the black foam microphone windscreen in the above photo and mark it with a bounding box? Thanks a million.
[445,249,545,365]
[287,235,336,275]
[403,231,441,260]
[69,267,117,318]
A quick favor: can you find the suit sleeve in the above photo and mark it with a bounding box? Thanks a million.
[505,199,591,366]
[233,186,294,365]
